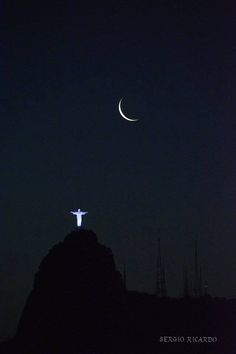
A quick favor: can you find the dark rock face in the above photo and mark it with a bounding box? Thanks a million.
[3,228,236,354]
[16,229,125,353]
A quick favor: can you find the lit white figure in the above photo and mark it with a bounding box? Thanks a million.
[70,209,88,227]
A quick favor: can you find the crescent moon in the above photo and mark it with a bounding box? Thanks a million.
[118,98,139,122]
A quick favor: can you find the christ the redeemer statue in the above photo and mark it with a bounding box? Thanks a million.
[70,209,88,227]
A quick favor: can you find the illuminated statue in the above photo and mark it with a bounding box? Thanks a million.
[70,209,88,227]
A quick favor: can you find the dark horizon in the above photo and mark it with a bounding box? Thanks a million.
[1,228,236,354]
[0,225,235,341]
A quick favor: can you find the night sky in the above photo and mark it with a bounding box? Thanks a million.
[1,0,236,339]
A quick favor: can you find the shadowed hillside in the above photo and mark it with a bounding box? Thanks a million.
[16,229,126,353]
[1,229,236,354]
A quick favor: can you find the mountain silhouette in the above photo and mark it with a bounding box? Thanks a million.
[16,229,126,353]
[1,228,236,354]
